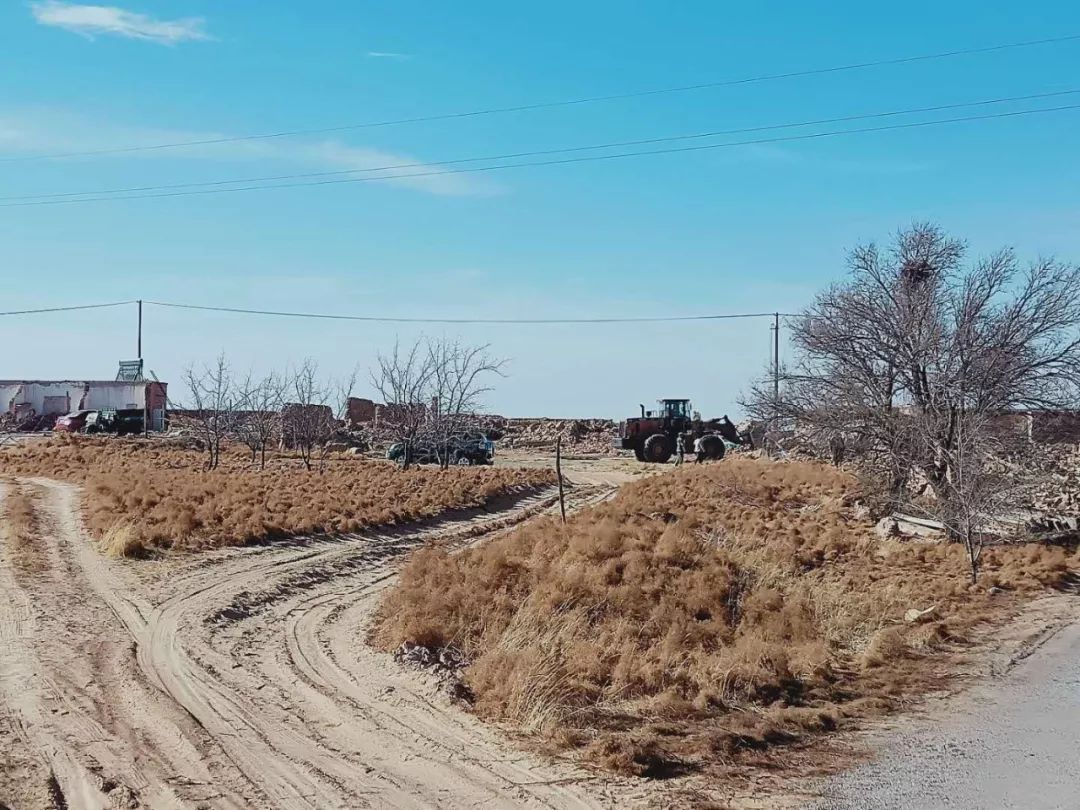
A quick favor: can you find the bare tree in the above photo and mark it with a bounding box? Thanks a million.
[315,364,360,472]
[371,337,506,470]
[744,223,1080,581]
[370,340,435,470]
[282,359,334,471]
[236,370,286,469]
[929,413,1021,583]
[184,353,236,470]
[427,338,506,468]
[328,364,359,431]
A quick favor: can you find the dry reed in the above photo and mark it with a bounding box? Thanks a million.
[0,437,554,556]
[373,457,1078,777]
[1,478,45,577]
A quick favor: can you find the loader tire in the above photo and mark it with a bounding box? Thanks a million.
[642,433,673,463]
[633,444,646,461]
[700,434,726,460]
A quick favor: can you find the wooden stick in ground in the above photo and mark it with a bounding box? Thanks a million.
[556,435,567,523]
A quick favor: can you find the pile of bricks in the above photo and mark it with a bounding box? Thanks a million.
[479,417,617,455]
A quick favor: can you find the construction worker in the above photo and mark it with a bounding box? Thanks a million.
[829,432,846,466]
[694,435,706,463]
[675,432,686,465]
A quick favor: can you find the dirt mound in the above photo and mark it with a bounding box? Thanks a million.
[373,458,1077,777]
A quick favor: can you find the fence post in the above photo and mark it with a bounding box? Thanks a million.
[556,435,567,523]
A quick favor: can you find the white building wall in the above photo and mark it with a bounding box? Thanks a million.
[84,385,143,411]
[0,383,27,411]
[0,382,88,414]
[0,381,146,415]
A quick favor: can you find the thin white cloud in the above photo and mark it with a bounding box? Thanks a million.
[0,108,498,198]
[30,2,209,44]
[307,141,485,197]
[366,51,411,60]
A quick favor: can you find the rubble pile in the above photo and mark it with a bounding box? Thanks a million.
[393,641,474,703]
[164,413,201,433]
[1019,445,1080,517]
[0,411,59,432]
[872,444,1080,543]
[479,417,617,455]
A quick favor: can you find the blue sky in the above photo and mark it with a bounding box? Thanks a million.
[2,1,1078,416]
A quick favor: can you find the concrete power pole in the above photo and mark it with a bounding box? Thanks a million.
[138,300,147,437]
[771,313,780,455]
[772,312,780,408]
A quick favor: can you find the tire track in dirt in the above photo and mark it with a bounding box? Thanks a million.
[0,519,88,809]
[4,476,630,809]
[273,486,622,809]
[1,479,253,810]
[146,485,616,809]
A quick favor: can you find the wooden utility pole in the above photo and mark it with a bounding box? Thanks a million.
[555,435,566,523]
[137,299,143,359]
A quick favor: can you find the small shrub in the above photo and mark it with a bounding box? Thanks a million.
[98,520,148,559]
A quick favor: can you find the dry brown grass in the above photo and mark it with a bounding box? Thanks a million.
[98,520,145,559]
[373,457,1078,777]
[0,437,555,556]
[1,478,45,577]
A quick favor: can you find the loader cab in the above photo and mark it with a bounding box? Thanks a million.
[659,399,692,421]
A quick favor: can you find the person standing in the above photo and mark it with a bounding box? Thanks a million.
[694,435,706,463]
[675,432,686,465]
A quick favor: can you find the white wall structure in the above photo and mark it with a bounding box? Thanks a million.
[0,381,147,414]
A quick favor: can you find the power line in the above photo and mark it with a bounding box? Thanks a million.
[0,301,136,316]
[143,300,798,324]
[4,32,1078,163]
[4,102,1078,208]
[0,297,801,325]
[6,88,1076,203]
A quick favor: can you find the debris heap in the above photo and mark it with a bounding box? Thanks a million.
[478,417,616,455]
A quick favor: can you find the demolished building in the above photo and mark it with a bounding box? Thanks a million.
[0,378,169,431]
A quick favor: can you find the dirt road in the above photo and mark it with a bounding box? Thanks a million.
[0,474,636,810]
[807,613,1080,810]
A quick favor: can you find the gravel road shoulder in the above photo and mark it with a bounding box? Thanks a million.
[806,596,1080,810]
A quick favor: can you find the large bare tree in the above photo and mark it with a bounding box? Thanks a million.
[371,337,505,470]
[427,339,506,468]
[745,223,1080,580]
[184,353,236,470]
[370,340,435,470]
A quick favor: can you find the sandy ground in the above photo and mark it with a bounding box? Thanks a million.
[3,450,1079,810]
[493,448,659,485]
[0,464,650,810]
[804,600,1080,810]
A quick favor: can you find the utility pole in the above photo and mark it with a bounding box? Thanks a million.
[771,313,780,456]
[138,300,147,437]
[772,312,780,407]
